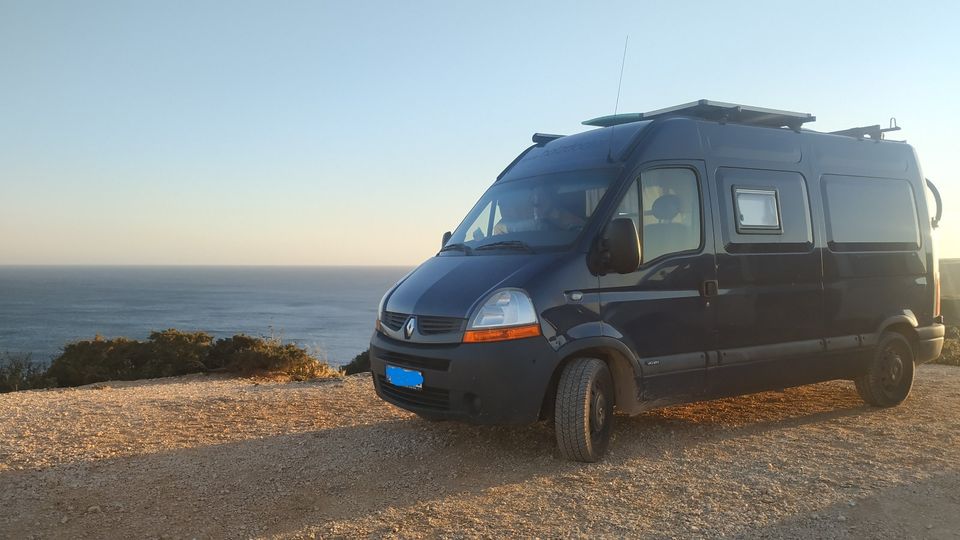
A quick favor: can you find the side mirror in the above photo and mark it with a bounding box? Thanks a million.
[603,218,641,274]
[441,231,452,249]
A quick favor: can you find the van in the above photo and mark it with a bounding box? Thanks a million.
[370,100,945,462]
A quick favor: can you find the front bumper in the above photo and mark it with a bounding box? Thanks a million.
[917,323,945,364]
[369,331,560,425]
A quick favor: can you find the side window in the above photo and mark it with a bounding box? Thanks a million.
[734,187,781,233]
[822,175,920,251]
[640,168,702,262]
[612,181,641,230]
[718,168,813,253]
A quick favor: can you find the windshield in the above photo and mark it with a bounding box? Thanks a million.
[445,169,619,252]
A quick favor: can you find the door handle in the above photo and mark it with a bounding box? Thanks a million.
[701,280,718,297]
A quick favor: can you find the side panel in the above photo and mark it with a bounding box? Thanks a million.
[700,122,827,394]
[711,167,823,350]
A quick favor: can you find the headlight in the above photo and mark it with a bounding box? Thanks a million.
[464,289,540,343]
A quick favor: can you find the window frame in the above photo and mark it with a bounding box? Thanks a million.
[629,165,706,267]
[732,185,783,235]
[821,175,922,253]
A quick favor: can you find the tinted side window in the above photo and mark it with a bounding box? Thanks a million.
[822,175,920,251]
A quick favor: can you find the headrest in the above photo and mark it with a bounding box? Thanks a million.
[651,194,681,221]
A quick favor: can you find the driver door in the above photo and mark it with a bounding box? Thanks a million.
[598,162,716,404]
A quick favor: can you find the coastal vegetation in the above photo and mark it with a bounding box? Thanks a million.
[1,330,340,393]
[343,349,370,375]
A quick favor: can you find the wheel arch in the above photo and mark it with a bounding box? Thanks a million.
[539,337,644,420]
[876,312,920,357]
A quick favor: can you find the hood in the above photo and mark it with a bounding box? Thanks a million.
[385,253,561,319]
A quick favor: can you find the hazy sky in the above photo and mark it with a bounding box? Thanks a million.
[1,0,958,265]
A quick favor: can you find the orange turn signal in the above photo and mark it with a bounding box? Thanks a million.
[462,323,541,343]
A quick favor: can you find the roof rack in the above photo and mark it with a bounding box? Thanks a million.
[829,118,901,140]
[583,99,816,130]
[531,132,564,146]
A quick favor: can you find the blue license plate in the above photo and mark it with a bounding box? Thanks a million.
[385,365,423,389]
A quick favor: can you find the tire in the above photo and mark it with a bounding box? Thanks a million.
[555,358,614,462]
[855,332,915,407]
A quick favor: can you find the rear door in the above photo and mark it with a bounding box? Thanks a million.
[598,161,716,404]
[821,175,929,340]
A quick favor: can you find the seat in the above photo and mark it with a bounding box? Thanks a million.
[644,194,689,261]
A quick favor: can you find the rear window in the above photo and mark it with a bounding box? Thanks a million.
[822,175,920,252]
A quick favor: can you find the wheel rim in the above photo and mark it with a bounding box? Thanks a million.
[590,380,607,437]
[879,345,905,393]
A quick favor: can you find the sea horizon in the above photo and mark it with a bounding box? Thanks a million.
[0,265,413,366]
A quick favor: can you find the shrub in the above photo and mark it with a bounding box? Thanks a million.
[342,349,370,375]
[934,328,960,366]
[0,353,51,392]
[46,336,147,387]
[145,329,214,377]
[208,334,339,380]
[31,329,340,391]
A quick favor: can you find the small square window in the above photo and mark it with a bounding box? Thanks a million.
[734,187,781,233]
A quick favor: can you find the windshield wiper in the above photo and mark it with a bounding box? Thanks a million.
[439,243,473,254]
[474,240,535,253]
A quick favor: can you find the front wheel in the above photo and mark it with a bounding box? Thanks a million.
[555,358,614,462]
[855,332,915,407]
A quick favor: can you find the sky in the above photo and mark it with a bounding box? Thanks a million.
[1,0,958,266]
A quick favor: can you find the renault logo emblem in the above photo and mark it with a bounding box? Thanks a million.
[404,317,416,339]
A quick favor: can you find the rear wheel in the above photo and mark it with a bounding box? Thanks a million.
[855,332,915,407]
[555,358,614,462]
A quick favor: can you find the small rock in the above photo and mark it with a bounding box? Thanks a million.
[837,515,847,522]
[60,516,69,524]
[87,506,101,513]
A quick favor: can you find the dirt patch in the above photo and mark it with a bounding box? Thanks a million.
[2,367,959,539]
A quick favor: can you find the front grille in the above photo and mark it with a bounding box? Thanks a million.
[377,375,450,411]
[381,312,464,336]
[379,350,450,372]
[381,311,408,331]
[418,316,465,335]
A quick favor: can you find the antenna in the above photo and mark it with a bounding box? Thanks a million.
[607,36,629,161]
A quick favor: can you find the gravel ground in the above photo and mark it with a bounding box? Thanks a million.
[1,366,959,539]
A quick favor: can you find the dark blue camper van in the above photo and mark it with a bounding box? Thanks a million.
[370,100,945,462]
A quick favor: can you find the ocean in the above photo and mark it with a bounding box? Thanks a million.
[0,266,411,366]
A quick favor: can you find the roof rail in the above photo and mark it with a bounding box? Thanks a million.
[830,118,901,140]
[583,99,816,130]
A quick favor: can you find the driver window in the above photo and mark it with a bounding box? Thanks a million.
[611,168,702,263]
[612,181,641,230]
[640,168,701,261]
